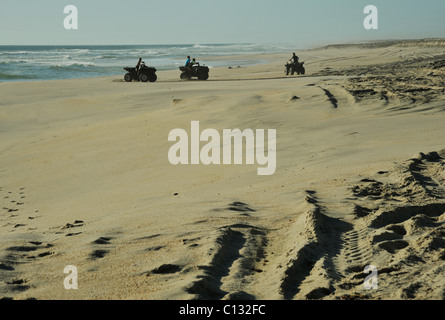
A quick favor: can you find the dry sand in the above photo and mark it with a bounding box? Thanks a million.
[0,39,445,300]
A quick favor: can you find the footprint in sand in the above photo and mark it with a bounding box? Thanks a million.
[6,279,30,293]
[151,264,183,275]
[60,220,85,236]
[212,202,257,217]
[1,241,55,295]
[90,250,109,259]
[92,237,112,245]
[89,237,114,260]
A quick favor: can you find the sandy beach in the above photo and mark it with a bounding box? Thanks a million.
[1,39,444,300]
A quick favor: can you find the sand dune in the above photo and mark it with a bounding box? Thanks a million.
[0,39,444,300]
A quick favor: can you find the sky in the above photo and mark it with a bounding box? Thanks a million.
[1,0,445,46]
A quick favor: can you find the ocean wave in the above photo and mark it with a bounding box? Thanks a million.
[193,44,212,49]
[49,62,97,70]
[0,59,29,65]
[0,72,36,80]
[57,48,91,54]
[0,51,32,56]
[93,55,119,60]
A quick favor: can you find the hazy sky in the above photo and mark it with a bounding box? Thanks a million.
[1,0,444,46]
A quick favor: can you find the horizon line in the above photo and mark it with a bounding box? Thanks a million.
[1,37,444,49]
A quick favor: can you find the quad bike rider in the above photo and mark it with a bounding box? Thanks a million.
[179,57,209,80]
[124,57,157,82]
[285,53,305,75]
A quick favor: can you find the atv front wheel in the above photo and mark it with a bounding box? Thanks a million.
[124,73,132,82]
[180,72,191,80]
[148,73,157,83]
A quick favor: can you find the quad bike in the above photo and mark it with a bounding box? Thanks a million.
[285,61,305,75]
[179,64,209,80]
[124,62,157,83]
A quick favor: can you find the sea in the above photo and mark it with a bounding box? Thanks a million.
[0,43,297,82]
